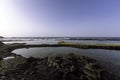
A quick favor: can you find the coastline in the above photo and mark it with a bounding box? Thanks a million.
[0,41,120,80]
[4,41,120,53]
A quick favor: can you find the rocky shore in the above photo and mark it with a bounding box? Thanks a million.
[0,41,119,80]
[0,53,116,80]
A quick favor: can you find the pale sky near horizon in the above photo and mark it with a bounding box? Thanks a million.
[0,0,120,37]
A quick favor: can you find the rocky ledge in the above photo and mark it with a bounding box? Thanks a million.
[0,53,116,80]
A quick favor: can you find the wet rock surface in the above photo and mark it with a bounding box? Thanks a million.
[0,41,4,46]
[0,42,119,80]
[0,53,117,80]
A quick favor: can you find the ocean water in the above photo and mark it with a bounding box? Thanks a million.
[13,47,120,76]
[2,37,120,76]
[3,37,120,45]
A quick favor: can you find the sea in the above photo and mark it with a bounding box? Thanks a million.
[1,37,120,76]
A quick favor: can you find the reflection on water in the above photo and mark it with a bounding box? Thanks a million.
[3,38,120,76]
[13,47,120,76]
[3,56,15,60]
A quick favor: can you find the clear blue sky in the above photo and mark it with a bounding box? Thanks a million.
[0,0,120,37]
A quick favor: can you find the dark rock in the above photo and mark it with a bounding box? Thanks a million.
[0,57,3,61]
[0,41,4,47]
[0,53,117,80]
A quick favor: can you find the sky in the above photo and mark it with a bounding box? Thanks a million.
[0,0,120,37]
